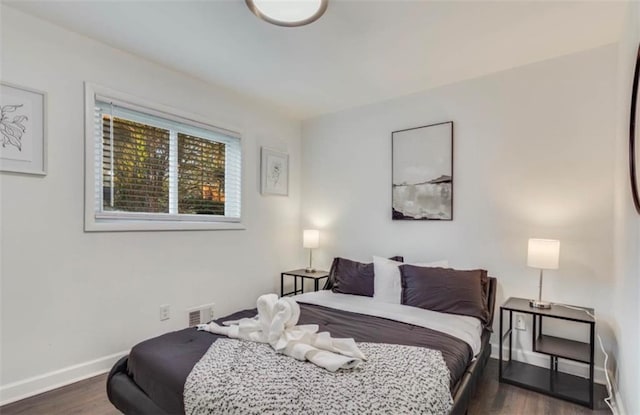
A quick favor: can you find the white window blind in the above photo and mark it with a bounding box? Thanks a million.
[91,96,242,225]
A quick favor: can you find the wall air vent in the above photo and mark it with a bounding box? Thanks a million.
[187,303,215,327]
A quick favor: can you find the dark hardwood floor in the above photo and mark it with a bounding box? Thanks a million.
[0,359,611,415]
[0,373,118,415]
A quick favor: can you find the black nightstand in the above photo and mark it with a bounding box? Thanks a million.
[280,269,329,297]
[499,297,596,408]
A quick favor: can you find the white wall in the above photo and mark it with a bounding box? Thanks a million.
[302,45,619,381]
[0,5,302,403]
[612,3,640,414]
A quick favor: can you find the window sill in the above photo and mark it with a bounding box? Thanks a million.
[84,219,246,232]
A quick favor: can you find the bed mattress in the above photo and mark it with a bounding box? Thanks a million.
[127,302,474,415]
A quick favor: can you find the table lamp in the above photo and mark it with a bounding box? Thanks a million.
[303,229,320,273]
[527,238,560,309]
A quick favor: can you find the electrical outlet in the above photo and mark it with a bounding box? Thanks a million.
[515,314,526,331]
[159,304,170,321]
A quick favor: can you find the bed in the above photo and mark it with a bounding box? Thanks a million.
[107,263,496,415]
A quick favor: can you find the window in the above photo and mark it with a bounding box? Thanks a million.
[85,84,242,231]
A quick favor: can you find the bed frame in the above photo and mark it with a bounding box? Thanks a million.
[107,277,497,415]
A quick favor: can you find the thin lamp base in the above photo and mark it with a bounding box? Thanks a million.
[305,267,316,273]
[530,299,551,309]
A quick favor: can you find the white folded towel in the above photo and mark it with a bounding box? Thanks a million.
[197,294,366,371]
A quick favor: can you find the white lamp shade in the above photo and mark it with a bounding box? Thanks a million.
[527,238,560,270]
[303,229,320,248]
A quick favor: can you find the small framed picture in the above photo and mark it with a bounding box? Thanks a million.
[0,82,47,176]
[261,147,289,196]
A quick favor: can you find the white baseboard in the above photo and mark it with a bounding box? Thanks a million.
[490,343,608,385]
[0,350,128,406]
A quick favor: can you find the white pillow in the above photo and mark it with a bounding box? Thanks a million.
[373,256,449,304]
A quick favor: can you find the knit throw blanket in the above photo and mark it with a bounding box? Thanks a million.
[184,339,452,415]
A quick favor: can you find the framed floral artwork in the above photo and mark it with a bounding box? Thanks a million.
[261,147,288,196]
[0,82,47,175]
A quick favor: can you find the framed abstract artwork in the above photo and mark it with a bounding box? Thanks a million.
[0,82,47,175]
[261,147,289,196]
[392,121,453,220]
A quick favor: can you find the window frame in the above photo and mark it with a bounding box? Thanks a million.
[84,82,245,232]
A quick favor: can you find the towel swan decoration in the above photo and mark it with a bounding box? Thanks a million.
[197,294,366,371]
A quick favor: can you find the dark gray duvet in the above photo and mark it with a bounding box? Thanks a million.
[128,303,473,415]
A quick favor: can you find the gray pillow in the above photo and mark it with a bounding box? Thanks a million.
[327,256,404,296]
[400,265,489,325]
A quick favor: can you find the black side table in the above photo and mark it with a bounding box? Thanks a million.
[499,297,596,408]
[280,269,329,297]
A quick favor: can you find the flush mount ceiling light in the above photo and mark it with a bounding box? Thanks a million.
[246,0,328,27]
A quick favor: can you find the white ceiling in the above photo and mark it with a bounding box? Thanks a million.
[6,0,627,119]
